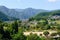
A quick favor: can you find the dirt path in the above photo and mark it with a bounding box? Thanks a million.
[23,31,57,36]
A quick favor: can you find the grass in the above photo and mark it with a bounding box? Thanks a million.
[55,20,60,24]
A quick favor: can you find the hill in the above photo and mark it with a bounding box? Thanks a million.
[0,12,18,21]
[33,10,60,20]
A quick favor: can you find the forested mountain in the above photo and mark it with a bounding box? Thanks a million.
[0,12,18,21]
[33,10,60,20]
[0,6,47,20]
[0,12,9,21]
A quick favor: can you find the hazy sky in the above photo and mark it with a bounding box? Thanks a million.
[0,0,60,10]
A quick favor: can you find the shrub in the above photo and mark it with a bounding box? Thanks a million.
[43,31,49,36]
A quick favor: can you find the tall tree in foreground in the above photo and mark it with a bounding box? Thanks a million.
[12,28,26,40]
[12,20,19,34]
[0,21,4,40]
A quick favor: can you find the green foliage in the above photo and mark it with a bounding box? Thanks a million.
[50,33,57,36]
[27,34,41,40]
[2,30,12,40]
[0,34,2,40]
[0,22,4,34]
[12,32,26,40]
[44,25,51,30]
[56,25,60,30]
[40,37,46,40]
[29,17,34,21]
[33,12,51,20]
[11,27,26,40]
[12,20,19,34]
[43,31,49,36]
[1,10,60,40]
[32,10,60,20]
[57,31,60,35]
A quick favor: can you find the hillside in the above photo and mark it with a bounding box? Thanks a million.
[0,12,10,21]
[0,12,18,21]
[0,6,47,20]
[33,10,60,20]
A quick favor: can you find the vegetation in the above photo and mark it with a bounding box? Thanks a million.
[43,31,49,37]
[33,10,60,20]
[0,11,19,21]
[0,9,60,40]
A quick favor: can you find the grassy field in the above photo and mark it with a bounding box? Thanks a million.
[55,20,60,24]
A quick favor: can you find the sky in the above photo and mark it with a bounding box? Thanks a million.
[0,0,60,10]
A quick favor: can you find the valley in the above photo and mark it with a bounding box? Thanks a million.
[0,6,60,40]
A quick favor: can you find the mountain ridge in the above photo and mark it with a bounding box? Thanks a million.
[0,6,48,20]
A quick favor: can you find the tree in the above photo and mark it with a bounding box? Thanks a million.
[0,34,2,40]
[0,23,4,34]
[40,37,46,40]
[27,33,41,40]
[12,28,26,40]
[12,33,26,40]
[29,17,34,21]
[56,26,60,30]
[43,31,49,37]
[44,25,51,30]
[0,21,12,40]
[50,33,57,36]
[57,31,60,35]
[2,30,12,40]
[0,20,3,23]
[0,23,4,40]
[12,20,19,34]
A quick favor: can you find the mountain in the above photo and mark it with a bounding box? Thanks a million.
[0,6,47,20]
[0,12,18,21]
[33,10,60,20]
[14,8,47,20]
[0,6,19,18]
[0,11,9,21]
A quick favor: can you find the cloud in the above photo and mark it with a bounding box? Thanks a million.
[48,0,57,2]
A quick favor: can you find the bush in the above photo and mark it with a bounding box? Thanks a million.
[43,31,49,36]
[44,25,51,30]
[57,31,60,35]
[50,33,57,36]
[27,34,41,40]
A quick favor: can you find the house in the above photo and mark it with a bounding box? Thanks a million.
[51,15,60,19]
